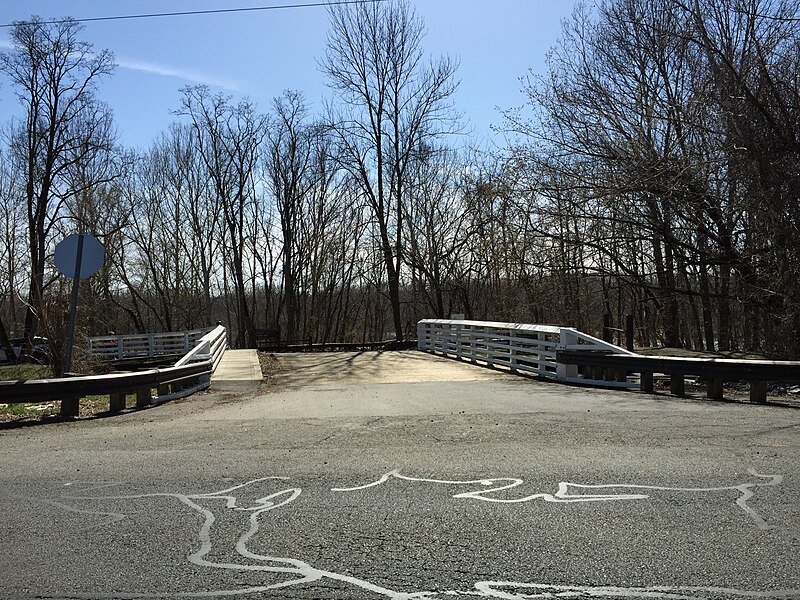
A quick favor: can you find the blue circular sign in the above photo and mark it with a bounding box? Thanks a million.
[54,233,105,279]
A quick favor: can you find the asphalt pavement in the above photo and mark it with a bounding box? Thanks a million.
[0,350,798,599]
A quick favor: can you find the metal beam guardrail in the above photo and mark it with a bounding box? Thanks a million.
[0,325,227,417]
[556,350,800,403]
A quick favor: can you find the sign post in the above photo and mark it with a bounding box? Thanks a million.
[54,233,104,374]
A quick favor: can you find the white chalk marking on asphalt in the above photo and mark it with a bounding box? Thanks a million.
[48,478,434,599]
[332,469,784,530]
[29,472,797,599]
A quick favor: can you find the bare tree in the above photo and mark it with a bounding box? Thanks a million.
[178,86,267,348]
[0,16,116,358]
[321,0,459,341]
[265,90,319,341]
[403,145,475,319]
[500,0,800,353]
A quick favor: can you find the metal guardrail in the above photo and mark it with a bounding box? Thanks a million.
[556,350,800,403]
[417,319,637,388]
[0,325,228,417]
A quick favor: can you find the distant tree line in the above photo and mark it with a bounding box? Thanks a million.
[505,0,800,355]
[0,0,798,373]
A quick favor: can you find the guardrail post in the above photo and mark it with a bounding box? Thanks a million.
[556,328,579,381]
[60,397,79,418]
[136,388,151,408]
[109,393,126,412]
[707,377,724,400]
[508,328,517,372]
[749,381,767,403]
[641,372,654,392]
[670,374,685,396]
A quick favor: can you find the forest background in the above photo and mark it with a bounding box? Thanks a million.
[1,0,798,376]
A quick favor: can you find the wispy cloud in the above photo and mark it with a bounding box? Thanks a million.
[0,39,243,93]
[116,57,245,92]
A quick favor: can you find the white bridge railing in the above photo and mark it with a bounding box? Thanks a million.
[175,325,228,373]
[155,324,228,404]
[417,319,638,388]
[89,327,213,361]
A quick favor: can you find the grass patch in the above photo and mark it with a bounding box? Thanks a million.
[0,401,58,420]
[0,391,150,423]
[0,364,58,421]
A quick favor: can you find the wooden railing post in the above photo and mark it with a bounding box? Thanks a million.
[750,381,767,403]
[109,393,126,412]
[602,314,612,343]
[641,372,654,393]
[136,388,151,408]
[670,374,685,396]
[60,397,80,418]
[707,377,724,400]
[509,328,517,372]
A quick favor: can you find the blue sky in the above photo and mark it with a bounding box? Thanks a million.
[0,1,578,150]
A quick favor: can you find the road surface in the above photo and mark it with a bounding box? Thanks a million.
[1,350,798,599]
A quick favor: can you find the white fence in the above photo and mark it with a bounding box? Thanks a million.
[417,319,638,389]
[89,328,212,361]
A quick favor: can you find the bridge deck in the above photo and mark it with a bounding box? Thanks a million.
[270,349,515,389]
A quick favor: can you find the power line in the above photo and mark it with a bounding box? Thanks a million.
[0,0,385,28]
